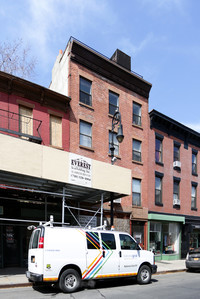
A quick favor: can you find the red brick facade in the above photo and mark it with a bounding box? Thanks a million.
[64,40,152,248]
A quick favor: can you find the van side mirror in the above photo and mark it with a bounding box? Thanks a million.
[136,243,141,250]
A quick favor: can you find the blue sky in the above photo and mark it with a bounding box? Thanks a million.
[1,0,200,130]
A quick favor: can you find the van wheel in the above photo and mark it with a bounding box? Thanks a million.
[137,265,151,284]
[59,269,81,293]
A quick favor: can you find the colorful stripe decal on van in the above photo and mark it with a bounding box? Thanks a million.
[78,230,114,280]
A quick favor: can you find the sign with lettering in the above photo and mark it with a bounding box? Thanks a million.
[79,215,97,227]
[69,153,92,187]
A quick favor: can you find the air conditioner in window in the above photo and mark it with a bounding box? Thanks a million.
[173,161,181,169]
[173,198,180,206]
[113,198,121,204]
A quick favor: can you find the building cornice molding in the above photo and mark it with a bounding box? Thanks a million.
[0,71,71,112]
[70,39,152,99]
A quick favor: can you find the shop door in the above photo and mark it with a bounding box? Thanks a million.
[132,221,145,249]
[3,226,20,267]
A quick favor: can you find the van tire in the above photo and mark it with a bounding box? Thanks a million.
[137,265,151,284]
[59,269,81,293]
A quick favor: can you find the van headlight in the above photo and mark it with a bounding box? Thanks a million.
[186,253,189,260]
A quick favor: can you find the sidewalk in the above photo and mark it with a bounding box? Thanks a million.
[0,260,186,289]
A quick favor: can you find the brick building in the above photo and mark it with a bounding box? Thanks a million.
[0,70,130,268]
[149,110,200,260]
[50,37,152,249]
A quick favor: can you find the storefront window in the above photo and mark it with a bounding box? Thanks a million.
[149,221,180,255]
[190,232,200,250]
[163,223,179,254]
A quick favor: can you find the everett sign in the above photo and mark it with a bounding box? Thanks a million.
[69,153,92,187]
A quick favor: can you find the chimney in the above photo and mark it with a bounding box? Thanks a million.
[110,49,131,71]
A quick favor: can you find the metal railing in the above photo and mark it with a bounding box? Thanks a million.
[0,108,42,143]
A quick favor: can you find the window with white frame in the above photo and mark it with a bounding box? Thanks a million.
[133,102,141,126]
[155,134,163,163]
[109,91,119,115]
[132,139,142,162]
[80,120,92,148]
[155,174,163,205]
[80,77,92,106]
[191,183,197,210]
[132,178,141,206]
[192,150,198,175]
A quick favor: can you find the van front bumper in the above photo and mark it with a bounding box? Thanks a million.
[151,265,157,274]
[26,271,43,282]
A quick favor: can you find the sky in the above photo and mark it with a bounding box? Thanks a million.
[1,0,200,131]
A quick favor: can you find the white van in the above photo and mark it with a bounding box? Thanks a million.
[26,219,157,293]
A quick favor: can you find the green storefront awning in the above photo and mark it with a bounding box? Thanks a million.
[148,213,185,224]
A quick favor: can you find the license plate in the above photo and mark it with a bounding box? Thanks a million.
[194,258,199,261]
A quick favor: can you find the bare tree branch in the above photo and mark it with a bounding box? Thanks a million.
[0,38,37,79]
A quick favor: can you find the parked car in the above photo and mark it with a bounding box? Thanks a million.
[185,248,200,270]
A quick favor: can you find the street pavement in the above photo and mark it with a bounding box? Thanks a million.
[0,259,186,289]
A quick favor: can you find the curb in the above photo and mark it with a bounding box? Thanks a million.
[0,282,32,289]
[154,269,186,275]
[0,269,187,289]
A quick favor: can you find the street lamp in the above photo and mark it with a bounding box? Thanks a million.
[110,110,124,165]
[109,109,124,227]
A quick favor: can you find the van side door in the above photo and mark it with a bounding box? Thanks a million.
[84,231,102,280]
[99,232,119,278]
[119,233,140,275]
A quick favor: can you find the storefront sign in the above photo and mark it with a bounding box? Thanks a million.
[69,153,92,187]
[79,215,97,228]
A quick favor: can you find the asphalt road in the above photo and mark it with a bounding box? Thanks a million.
[0,271,200,299]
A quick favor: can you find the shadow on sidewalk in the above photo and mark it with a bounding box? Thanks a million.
[0,267,27,276]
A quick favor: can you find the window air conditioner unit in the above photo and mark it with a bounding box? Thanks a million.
[113,198,121,204]
[173,161,181,169]
[173,198,180,206]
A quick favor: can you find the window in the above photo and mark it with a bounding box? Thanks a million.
[133,102,141,126]
[31,230,40,249]
[132,139,142,162]
[109,131,119,156]
[155,135,163,163]
[19,105,33,137]
[149,222,180,255]
[173,179,180,201]
[192,150,197,175]
[191,183,197,210]
[109,91,119,115]
[101,233,116,250]
[80,77,92,106]
[132,178,141,206]
[50,115,62,148]
[119,234,138,250]
[174,143,180,161]
[80,120,92,148]
[86,231,100,249]
[155,175,163,205]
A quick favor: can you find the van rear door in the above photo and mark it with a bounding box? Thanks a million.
[28,227,44,275]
